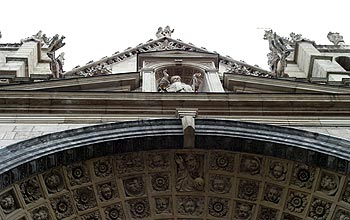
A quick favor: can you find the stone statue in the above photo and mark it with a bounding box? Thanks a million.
[327,32,345,45]
[264,29,291,77]
[48,34,65,53]
[191,72,202,92]
[156,26,174,38]
[0,31,2,39]
[48,52,64,78]
[167,75,193,92]
[157,69,195,92]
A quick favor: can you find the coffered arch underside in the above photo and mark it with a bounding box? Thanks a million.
[0,119,349,220]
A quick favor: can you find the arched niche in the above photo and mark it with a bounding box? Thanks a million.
[335,56,350,71]
[0,119,349,220]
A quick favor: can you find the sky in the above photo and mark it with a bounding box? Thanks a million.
[1,0,349,72]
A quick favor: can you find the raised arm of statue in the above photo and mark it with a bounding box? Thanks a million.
[158,69,170,92]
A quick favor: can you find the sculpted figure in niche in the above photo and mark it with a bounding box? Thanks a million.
[175,153,204,192]
[157,69,202,92]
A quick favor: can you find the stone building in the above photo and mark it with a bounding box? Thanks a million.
[0,27,349,219]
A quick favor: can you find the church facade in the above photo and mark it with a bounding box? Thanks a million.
[0,27,349,220]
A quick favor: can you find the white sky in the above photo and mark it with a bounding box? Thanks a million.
[1,0,349,72]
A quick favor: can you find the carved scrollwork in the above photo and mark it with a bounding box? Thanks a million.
[258,207,278,220]
[127,198,151,219]
[177,196,204,216]
[175,153,204,192]
[282,213,302,220]
[123,176,145,197]
[151,173,170,192]
[208,197,229,218]
[209,174,232,194]
[0,190,19,214]
[291,163,316,189]
[97,181,118,202]
[66,163,91,186]
[341,179,350,204]
[104,203,125,220]
[317,172,339,196]
[30,205,52,220]
[308,198,331,220]
[209,152,235,172]
[238,179,260,201]
[286,191,309,213]
[116,153,144,175]
[154,197,172,214]
[81,211,100,220]
[334,208,350,220]
[72,186,97,211]
[234,202,254,220]
[43,169,65,194]
[19,177,43,204]
[240,155,263,176]
[263,184,283,204]
[93,158,113,178]
[50,194,74,220]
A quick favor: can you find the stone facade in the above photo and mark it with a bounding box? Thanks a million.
[0,27,350,220]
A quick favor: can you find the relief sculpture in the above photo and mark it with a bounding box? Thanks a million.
[175,153,204,192]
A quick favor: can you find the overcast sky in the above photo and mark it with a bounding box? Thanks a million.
[1,0,349,72]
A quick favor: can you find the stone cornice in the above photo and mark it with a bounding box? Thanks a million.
[0,91,349,117]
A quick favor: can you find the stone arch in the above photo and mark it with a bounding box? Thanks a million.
[335,56,350,71]
[0,119,349,219]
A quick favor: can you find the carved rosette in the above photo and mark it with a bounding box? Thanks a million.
[209,174,232,194]
[30,205,52,220]
[308,198,331,220]
[116,153,144,175]
[268,160,288,182]
[154,196,172,214]
[104,203,125,220]
[66,163,91,186]
[286,191,309,214]
[50,194,74,220]
[238,179,260,201]
[127,198,151,219]
[291,163,316,189]
[263,184,283,204]
[97,181,118,202]
[93,158,113,178]
[81,211,100,220]
[43,169,65,194]
[72,186,97,211]
[151,173,170,192]
[19,177,43,204]
[341,179,350,204]
[175,153,204,192]
[317,172,339,196]
[123,176,145,197]
[147,152,170,170]
[177,196,204,216]
[240,155,263,176]
[0,189,19,215]
[258,207,278,220]
[208,197,229,218]
[209,152,235,172]
[234,202,254,220]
